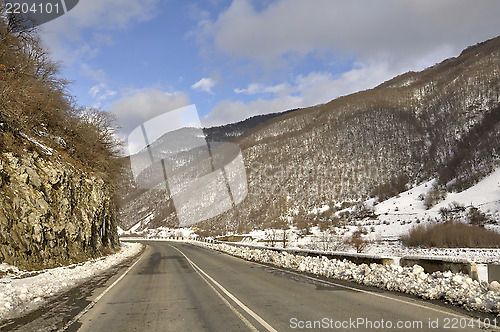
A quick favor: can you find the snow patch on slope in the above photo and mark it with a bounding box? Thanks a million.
[368,167,500,239]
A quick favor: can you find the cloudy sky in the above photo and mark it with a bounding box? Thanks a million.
[39,0,500,140]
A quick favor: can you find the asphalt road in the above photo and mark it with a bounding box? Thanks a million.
[68,241,493,331]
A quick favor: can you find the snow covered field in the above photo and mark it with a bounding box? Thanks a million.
[192,240,500,314]
[364,167,500,240]
[223,168,500,263]
[0,242,143,322]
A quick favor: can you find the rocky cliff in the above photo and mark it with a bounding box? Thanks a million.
[0,149,119,270]
[0,17,122,270]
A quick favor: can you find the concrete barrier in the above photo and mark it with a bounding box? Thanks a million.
[488,263,500,283]
[400,256,479,281]
[284,249,395,265]
[215,241,394,266]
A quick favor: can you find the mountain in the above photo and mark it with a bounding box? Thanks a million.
[117,36,500,235]
[116,109,301,230]
[203,108,300,142]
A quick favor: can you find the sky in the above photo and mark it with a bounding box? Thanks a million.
[38,0,500,141]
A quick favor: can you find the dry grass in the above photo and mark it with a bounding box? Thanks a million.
[401,222,500,248]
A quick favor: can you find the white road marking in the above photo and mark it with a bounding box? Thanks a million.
[212,246,500,331]
[170,245,278,332]
[179,253,259,332]
[58,250,145,332]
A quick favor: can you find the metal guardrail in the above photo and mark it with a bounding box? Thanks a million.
[203,239,395,265]
[122,237,499,282]
[400,256,479,281]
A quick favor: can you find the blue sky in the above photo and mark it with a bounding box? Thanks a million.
[39,0,500,140]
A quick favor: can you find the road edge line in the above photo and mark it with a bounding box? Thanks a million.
[58,248,145,331]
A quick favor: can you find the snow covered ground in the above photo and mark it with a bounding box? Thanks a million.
[0,242,143,322]
[364,167,500,240]
[119,225,196,239]
[192,240,500,315]
[222,168,500,264]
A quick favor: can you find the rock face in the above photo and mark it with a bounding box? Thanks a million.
[0,150,119,270]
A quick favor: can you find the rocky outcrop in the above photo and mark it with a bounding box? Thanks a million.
[0,150,119,270]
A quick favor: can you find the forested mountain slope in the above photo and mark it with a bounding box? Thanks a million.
[119,36,500,235]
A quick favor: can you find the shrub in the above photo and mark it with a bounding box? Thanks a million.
[423,183,447,209]
[351,202,376,219]
[467,207,490,226]
[401,222,500,248]
[372,174,410,201]
[346,230,370,253]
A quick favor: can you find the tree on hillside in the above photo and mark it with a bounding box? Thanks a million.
[0,6,124,186]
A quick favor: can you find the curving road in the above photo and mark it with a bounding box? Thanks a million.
[67,241,493,331]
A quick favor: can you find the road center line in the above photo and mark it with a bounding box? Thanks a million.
[170,245,278,332]
[177,252,259,332]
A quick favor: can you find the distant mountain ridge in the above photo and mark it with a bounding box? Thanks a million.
[117,108,300,230]
[203,108,300,142]
[118,36,500,234]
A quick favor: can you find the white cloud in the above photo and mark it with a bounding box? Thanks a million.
[203,96,302,127]
[89,83,117,101]
[39,0,159,64]
[234,82,289,95]
[204,61,401,126]
[109,88,190,138]
[201,0,500,68]
[234,83,264,95]
[44,0,159,35]
[81,64,107,82]
[199,0,500,127]
[88,83,117,109]
[191,77,216,94]
[88,85,100,98]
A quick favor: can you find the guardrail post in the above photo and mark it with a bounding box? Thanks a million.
[488,263,500,283]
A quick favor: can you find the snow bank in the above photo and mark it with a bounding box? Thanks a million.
[193,241,500,314]
[0,242,143,321]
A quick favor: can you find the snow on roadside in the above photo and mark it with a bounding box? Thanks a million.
[0,242,143,321]
[192,241,500,314]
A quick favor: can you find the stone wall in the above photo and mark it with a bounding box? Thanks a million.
[0,151,119,270]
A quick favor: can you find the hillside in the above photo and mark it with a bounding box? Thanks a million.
[118,36,500,236]
[0,18,123,269]
[116,108,301,230]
